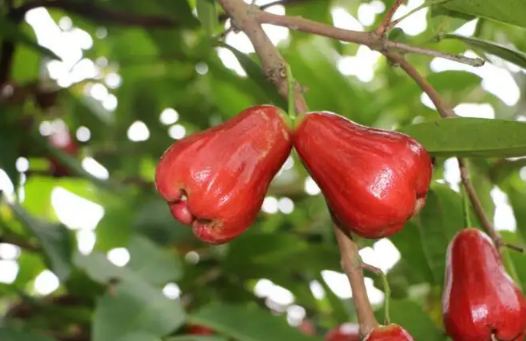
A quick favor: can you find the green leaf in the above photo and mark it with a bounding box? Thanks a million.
[10,203,73,281]
[399,118,526,158]
[442,0,526,29]
[215,42,286,107]
[196,0,218,37]
[0,329,57,341]
[188,304,322,341]
[0,20,62,61]
[93,280,185,341]
[442,34,526,69]
[428,5,474,36]
[126,235,183,285]
[389,221,435,284]
[417,188,451,285]
[508,187,526,241]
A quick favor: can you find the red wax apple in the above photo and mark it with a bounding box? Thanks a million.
[47,123,79,177]
[442,228,526,341]
[364,324,415,340]
[155,105,292,244]
[293,111,432,239]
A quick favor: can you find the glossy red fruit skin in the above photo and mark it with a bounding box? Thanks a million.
[293,112,432,239]
[155,105,292,244]
[363,324,415,341]
[442,228,526,341]
[325,323,360,341]
[186,324,214,335]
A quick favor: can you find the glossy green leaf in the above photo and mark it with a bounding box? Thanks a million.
[418,188,450,285]
[0,329,57,341]
[442,34,526,69]
[188,304,322,341]
[428,5,474,36]
[399,118,526,157]
[93,280,185,341]
[442,0,526,29]
[10,203,73,281]
[196,0,218,37]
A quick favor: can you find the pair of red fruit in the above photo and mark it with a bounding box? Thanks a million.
[154,105,432,244]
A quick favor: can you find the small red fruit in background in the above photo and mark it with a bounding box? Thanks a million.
[293,112,432,239]
[155,105,292,244]
[186,324,214,335]
[47,122,79,177]
[325,323,360,341]
[297,320,315,335]
[442,228,526,341]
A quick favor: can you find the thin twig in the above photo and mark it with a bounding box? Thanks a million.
[385,41,485,67]
[256,11,485,67]
[375,0,405,36]
[457,158,500,243]
[333,225,378,336]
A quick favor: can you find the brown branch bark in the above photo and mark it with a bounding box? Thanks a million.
[215,0,377,335]
[333,226,378,336]
[216,0,307,113]
[375,0,405,36]
[256,10,484,67]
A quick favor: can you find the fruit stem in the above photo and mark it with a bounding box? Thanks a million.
[286,63,296,122]
[362,263,391,325]
[461,185,473,227]
[333,225,378,336]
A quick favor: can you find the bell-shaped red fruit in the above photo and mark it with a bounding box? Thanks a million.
[293,112,432,238]
[364,324,415,340]
[155,105,292,244]
[325,323,360,341]
[442,228,526,341]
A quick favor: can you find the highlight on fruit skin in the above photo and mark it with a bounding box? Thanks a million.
[363,324,415,341]
[154,105,292,244]
[293,111,433,239]
[442,228,526,341]
[325,323,360,341]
